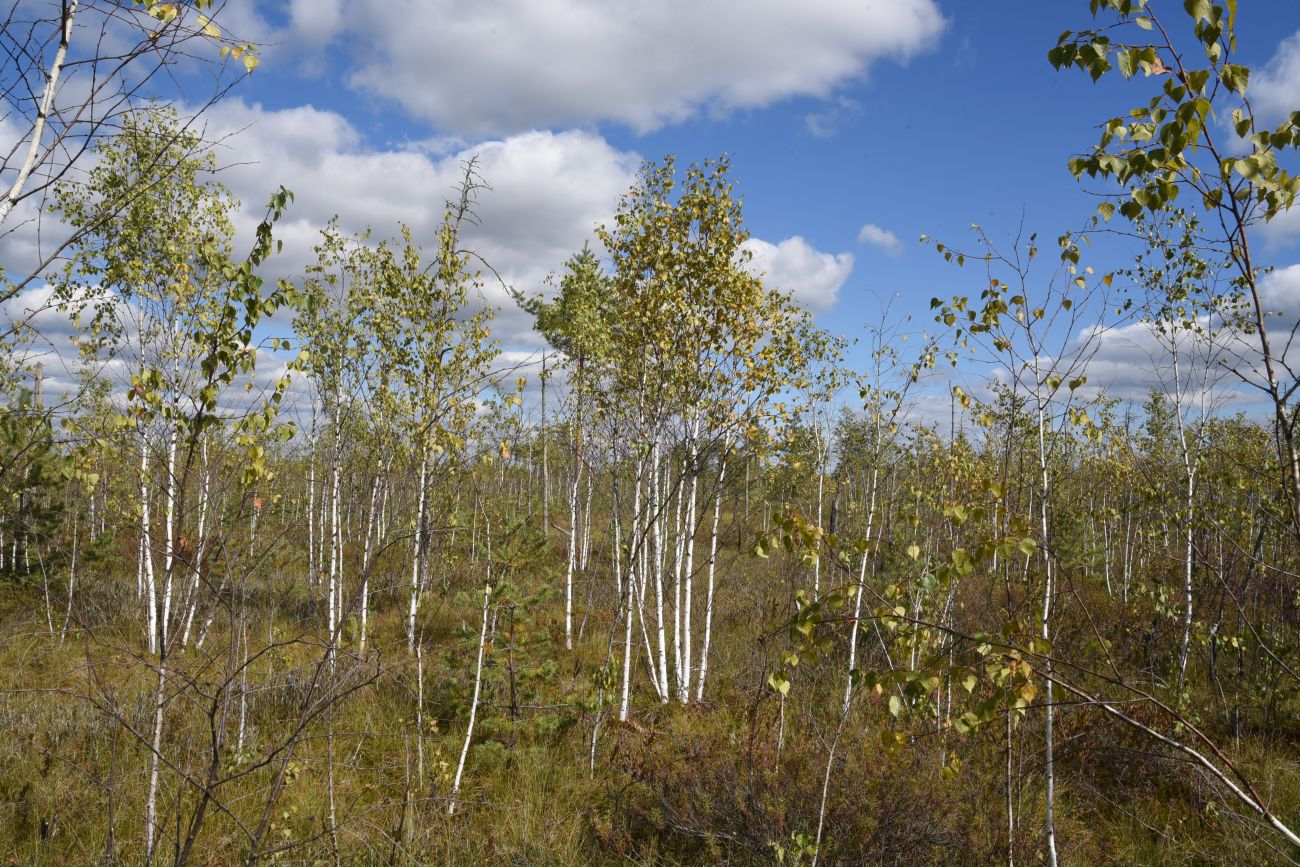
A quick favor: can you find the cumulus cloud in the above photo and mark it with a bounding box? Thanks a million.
[0,279,316,424]
[1249,33,1300,251]
[0,113,62,283]
[742,236,854,311]
[856,223,904,257]
[1252,31,1300,125]
[173,100,642,343]
[0,284,84,401]
[7,100,856,360]
[1074,320,1224,406]
[1056,266,1300,411]
[1259,201,1300,250]
[1259,262,1300,336]
[200,102,860,331]
[272,0,945,135]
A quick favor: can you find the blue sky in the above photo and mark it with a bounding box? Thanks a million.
[5,0,1300,414]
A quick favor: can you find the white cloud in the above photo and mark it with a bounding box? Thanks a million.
[0,113,63,284]
[1212,32,1300,245]
[1259,263,1300,335]
[742,236,854,312]
[804,97,861,139]
[203,101,855,331]
[191,100,642,343]
[7,98,855,362]
[276,0,945,135]
[1064,266,1300,411]
[1260,201,1300,250]
[3,100,641,349]
[1252,31,1300,124]
[856,223,904,257]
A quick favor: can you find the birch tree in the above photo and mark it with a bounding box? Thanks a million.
[595,155,833,712]
[51,106,294,862]
[515,243,613,651]
[1051,0,1300,537]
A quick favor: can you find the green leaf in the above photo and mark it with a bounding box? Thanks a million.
[1117,48,1136,79]
[1220,64,1250,96]
[1184,0,1212,23]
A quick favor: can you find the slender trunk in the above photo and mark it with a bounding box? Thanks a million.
[416,639,425,784]
[581,466,594,571]
[1172,351,1197,682]
[651,438,669,700]
[181,440,211,647]
[843,464,879,711]
[449,576,492,815]
[0,0,77,225]
[60,511,78,643]
[813,414,825,599]
[1036,400,1059,867]
[695,451,729,702]
[160,426,178,649]
[1006,709,1016,866]
[143,654,167,865]
[236,617,249,752]
[618,458,636,723]
[307,449,317,584]
[359,469,381,652]
[541,353,549,536]
[407,448,429,654]
[140,429,158,655]
[326,714,339,864]
[564,439,582,650]
[328,426,342,663]
[680,436,699,702]
[1101,491,1112,597]
[671,457,686,693]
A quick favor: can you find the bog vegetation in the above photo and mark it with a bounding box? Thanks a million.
[2,1,1300,864]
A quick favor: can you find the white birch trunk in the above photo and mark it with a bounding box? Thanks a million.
[328,441,341,660]
[143,656,167,865]
[1036,399,1059,867]
[160,426,178,650]
[679,434,700,703]
[0,1,78,225]
[695,451,729,701]
[307,449,317,584]
[1172,351,1197,681]
[448,578,492,816]
[140,430,158,655]
[359,470,381,652]
[651,438,669,700]
[581,468,594,571]
[180,439,211,647]
[618,460,637,722]
[671,457,686,695]
[60,511,78,644]
[564,455,582,650]
[407,449,429,655]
